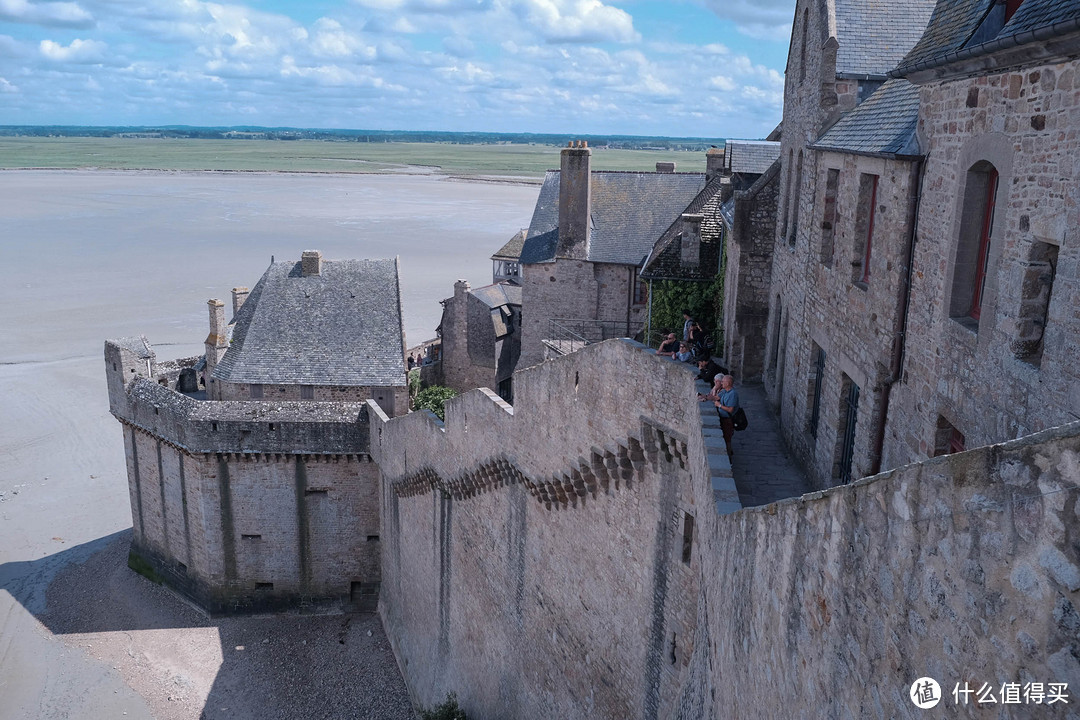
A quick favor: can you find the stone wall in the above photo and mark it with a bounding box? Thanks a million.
[439,280,497,394]
[722,163,779,382]
[372,339,704,719]
[106,339,382,614]
[674,420,1080,719]
[885,58,1080,470]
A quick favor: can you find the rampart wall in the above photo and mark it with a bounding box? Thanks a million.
[106,339,382,614]
[371,339,705,719]
[674,419,1080,718]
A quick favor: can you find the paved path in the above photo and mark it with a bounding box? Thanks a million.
[727,382,813,507]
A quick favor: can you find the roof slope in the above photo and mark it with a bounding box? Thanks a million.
[492,228,527,261]
[519,171,706,266]
[214,257,405,387]
[726,140,781,175]
[834,0,937,76]
[640,176,725,281]
[471,282,522,309]
[811,78,921,156]
[894,0,1080,76]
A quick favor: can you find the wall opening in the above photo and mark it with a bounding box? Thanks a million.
[933,416,966,456]
[807,343,826,438]
[1012,241,1058,366]
[300,385,315,400]
[250,384,263,399]
[820,168,840,267]
[351,581,379,613]
[852,173,878,286]
[681,512,695,564]
[833,374,860,483]
[950,162,999,325]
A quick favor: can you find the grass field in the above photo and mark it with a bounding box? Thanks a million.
[0,137,709,180]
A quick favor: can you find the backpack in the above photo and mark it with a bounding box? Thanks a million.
[732,407,748,432]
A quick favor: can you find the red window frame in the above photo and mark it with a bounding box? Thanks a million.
[860,175,878,284]
[969,168,999,320]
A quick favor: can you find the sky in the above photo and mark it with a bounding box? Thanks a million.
[0,0,796,138]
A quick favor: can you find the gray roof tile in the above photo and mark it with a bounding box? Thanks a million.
[811,78,921,156]
[471,282,522,309]
[491,228,527,261]
[835,0,937,76]
[725,140,781,175]
[519,171,706,267]
[640,176,726,281]
[213,257,405,387]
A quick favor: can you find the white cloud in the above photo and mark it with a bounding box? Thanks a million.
[505,0,638,43]
[709,75,736,91]
[699,0,793,41]
[0,0,93,28]
[39,37,108,63]
[0,76,17,92]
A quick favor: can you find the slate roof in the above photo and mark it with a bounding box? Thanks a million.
[719,197,735,228]
[492,229,527,261]
[811,78,922,157]
[519,171,706,267]
[834,0,937,77]
[116,335,154,359]
[213,257,406,387]
[471,282,522,309]
[640,176,725,281]
[893,0,1080,76]
[725,140,781,175]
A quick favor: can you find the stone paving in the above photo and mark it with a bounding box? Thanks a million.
[726,382,813,507]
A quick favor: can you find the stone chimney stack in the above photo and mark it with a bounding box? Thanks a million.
[204,299,229,389]
[232,286,250,316]
[557,140,591,260]
[302,250,323,277]
[706,146,725,182]
[680,214,703,267]
[655,162,676,173]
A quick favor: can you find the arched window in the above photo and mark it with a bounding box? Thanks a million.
[799,8,809,84]
[949,162,999,323]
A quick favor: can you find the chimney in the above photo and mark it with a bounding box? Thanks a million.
[204,299,229,387]
[680,214,703,267]
[655,162,676,173]
[557,140,591,260]
[232,286,250,316]
[302,250,322,277]
[706,146,725,182]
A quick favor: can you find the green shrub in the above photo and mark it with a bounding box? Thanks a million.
[419,692,467,720]
[413,385,457,421]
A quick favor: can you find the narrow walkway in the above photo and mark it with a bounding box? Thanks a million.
[728,382,812,507]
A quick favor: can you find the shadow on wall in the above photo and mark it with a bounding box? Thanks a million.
[0,531,416,720]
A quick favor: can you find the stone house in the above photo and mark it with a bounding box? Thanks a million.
[517,142,711,367]
[207,250,409,417]
[436,278,522,402]
[758,0,1080,490]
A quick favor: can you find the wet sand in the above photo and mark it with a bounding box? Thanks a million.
[0,170,538,719]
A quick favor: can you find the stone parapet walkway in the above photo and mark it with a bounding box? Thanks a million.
[725,382,812,507]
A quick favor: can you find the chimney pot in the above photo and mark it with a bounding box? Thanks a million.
[301,250,323,277]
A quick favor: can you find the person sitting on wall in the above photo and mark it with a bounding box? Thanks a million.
[656,333,679,357]
[699,374,739,458]
[676,342,694,363]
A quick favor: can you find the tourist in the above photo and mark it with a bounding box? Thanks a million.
[697,358,725,385]
[688,322,706,357]
[700,374,739,458]
[676,342,694,363]
[656,332,679,357]
[407,354,415,370]
[682,311,694,342]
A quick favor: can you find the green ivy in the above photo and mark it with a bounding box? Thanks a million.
[420,692,468,720]
[413,385,458,421]
[647,275,724,350]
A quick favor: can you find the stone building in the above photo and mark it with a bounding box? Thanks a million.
[517,142,712,366]
[756,0,1080,492]
[759,0,936,488]
[106,251,407,614]
[436,278,521,402]
[491,228,525,284]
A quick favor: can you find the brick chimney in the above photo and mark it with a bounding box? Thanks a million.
[232,286,250,316]
[680,214,703,267]
[706,146,725,182]
[302,250,322,277]
[204,299,229,388]
[655,162,676,173]
[557,140,591,260]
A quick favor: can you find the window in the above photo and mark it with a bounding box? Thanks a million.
[789,151,804,247]
[933,416,966,456]
[632,273,648,306]
[681,512,695,564]
[497,377,514,404]
[820,169,840,266]
[781,150,794,240]
[300,385,315,400]
[798,8,809,84]
[950,163,999,324]
[1012,241,1058,366]
[250,383,263,399]
[852,173,878,286]
[834,374,859,483]
[807,344,826,437]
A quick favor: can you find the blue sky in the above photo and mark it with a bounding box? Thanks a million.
[0,0,795,137]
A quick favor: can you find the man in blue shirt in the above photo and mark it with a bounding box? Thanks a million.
[700,374,739,458]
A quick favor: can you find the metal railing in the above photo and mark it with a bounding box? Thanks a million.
[543,318,635,356]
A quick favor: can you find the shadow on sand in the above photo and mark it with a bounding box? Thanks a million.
[0,531,415,720]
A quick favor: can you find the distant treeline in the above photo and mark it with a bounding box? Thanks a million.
[0,126,726,151]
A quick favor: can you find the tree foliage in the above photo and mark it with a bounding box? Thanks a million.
[413,385,457,421]
[647,274,725,350]
[419,692,468,720]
